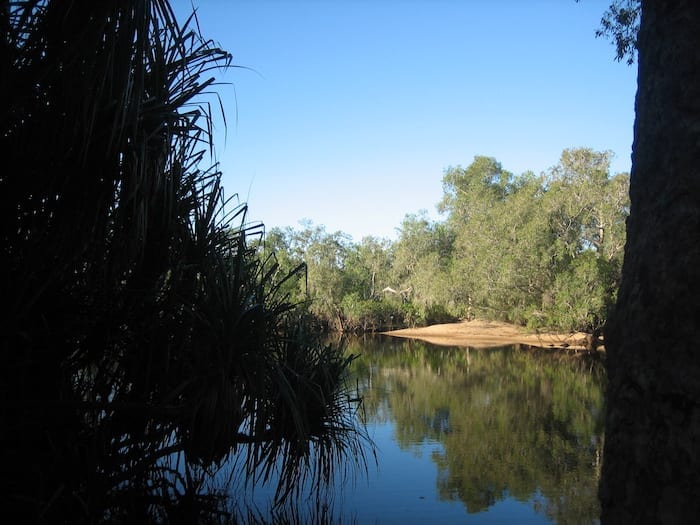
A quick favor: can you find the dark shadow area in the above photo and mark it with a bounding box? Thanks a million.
[0,2,368,522]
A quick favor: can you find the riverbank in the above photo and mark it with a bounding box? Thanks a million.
[382,319,597,350]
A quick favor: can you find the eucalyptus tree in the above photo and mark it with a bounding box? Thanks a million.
[0,2,366,521]
[259,226,308,306]
[439,156,514,224]
[441,150,627,331]
[391,211,456,323]
[339,236,397,331]
[542,148,629,331]
[595,0,640,64]
[545,148,628,262]
[303,226,354,330]
[347,236,394,300]
[601,1,700,522]
[442,157,552,324]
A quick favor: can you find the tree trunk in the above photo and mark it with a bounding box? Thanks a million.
[601,1,700,523]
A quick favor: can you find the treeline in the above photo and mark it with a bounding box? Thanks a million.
[262,148,629,334]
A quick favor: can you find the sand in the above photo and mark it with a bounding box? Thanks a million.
[382,319,595,350]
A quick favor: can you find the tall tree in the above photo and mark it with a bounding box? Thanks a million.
[391,212,455,322]
[601,1,700,522]
[441,151,626,331]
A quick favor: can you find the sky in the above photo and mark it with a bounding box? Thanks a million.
[172,0,638,242]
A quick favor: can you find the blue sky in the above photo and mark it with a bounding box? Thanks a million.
[173,0,637,241]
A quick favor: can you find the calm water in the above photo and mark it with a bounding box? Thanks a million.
[231,336,605,524]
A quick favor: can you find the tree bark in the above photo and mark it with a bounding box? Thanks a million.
[601,1,700,523]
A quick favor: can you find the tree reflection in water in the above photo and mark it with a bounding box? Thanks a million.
[348,336,604,524]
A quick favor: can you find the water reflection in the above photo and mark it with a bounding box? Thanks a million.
[347,336,605,524]
[229,336,605,524]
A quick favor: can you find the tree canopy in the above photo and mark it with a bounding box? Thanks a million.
[266,148,629,336]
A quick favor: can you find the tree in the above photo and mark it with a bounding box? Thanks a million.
[601,1,700,522]
[440,151,627,331]
[347,236,394,301]
[259,226,308,306]
[305,227,353,330]
[0,2,366,521]
[439,156,514,223]
[340,237,397,332]
[391,212,456,323]
[543,149,628,331]
[596,0,641,64]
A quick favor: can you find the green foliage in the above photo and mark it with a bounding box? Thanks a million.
[595,0,641,65]
[391,212,458,320]
[264,223,404,332]
[447,165,553,324]
[341,293,399,332]
[0,2,367,521]
[543,251,617,331]
[440,148,628,332]
[266,149,627,335]
[439,156,515,220]
[394,301,418,327]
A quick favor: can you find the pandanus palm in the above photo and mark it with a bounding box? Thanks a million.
[0,1,368,522]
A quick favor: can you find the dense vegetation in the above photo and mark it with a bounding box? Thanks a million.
[265,148,629,334]
[0,2,366,522]
[1,0,659,521]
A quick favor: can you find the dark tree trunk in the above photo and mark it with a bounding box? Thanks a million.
[601,1,700,523]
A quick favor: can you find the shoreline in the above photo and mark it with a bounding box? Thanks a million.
[381,319,598,351]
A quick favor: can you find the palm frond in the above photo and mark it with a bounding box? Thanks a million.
[2,1,370,521]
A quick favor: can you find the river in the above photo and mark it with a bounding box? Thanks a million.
[229,335,605,524]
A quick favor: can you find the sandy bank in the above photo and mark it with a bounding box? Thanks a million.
[382,319,596,350]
